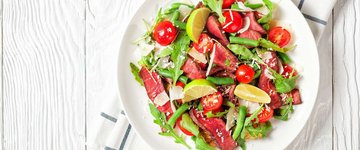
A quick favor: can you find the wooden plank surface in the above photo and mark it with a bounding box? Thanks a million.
[2,0,86,149]
[286,17,333,150]
[333,0,360,149]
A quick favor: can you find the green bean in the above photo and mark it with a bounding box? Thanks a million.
[244,3,263,9]
[232,106,247,140]
[174,20,186,30]
[230,36,259,47]
[224,100,235,108]
[170,11,180,23]
[156,69,188,84]
[168,103,190,127]
[180,113,199,136]
[206,76,234,85]
[277,52,292,64]
[259,38,286,53]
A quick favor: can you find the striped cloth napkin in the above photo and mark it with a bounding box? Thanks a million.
[87,0,336,149]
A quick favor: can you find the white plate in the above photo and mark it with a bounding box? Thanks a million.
[118,0,319,149]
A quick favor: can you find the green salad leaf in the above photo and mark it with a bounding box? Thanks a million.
[274,97,294,121]
[205,110,229,118]
[130,63,143,86]
[148,103,191,149]
[191,136,215,150]
[269,68,299,93]
[258,0,273,24]
[203,0,226,23]
[181,113,199,136]
[228,44,264,63]
[245,121,272,138]
[169,31,191,85]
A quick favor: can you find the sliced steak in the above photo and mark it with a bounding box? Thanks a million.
[245,12,266,34]
[182,57,206,79]
[290,89,302,105]
[139,67,173,115]
[238,29,262,40]
[258,52,282,109]
[189,109,238,150]
[206,15,229,46]
[213,43,239,72]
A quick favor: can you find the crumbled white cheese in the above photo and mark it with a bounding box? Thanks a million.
[153,91,170,106]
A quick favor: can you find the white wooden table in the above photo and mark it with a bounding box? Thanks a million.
[0,0,357,149]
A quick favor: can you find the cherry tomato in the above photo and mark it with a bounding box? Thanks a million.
[222,0,236,8]
[268,26,291,48]
[203,107,223,115]
[201,91,223,111]
[153,21,177,46]
[235,64,255,83]
[176,81,185,88]
[221,11,243,33]
[282,64,298,78]
[192,34,214,53]
[176,116,194,136]
[257,107,274,123]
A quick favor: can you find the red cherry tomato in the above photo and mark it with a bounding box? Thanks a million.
[282,64,298,78]
[201,92,223,111]
[192,34,214,53]
[236,64,255,83]
[257,107,274,123]
[153,21,177,46]
[268,26,291,48]
[176,116,194,136]
[176,81,185,88]
[221,11,243,33]
[222,0,236,8]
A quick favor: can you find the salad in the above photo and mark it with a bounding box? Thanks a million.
[130,0,302,149]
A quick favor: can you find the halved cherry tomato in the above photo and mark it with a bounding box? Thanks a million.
[222,0,236,8]
[257,107,274,123]
[282,64,298,78]
[268,26,291,48]
[176,116,194,136]
[203,107,223,115]
[153,21,177,46]
[192,33,214,53]
[176,81,185,88]
[221,11,243,33]
[235,64,255,83]
[201,91,223,111]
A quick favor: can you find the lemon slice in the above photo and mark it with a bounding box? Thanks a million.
[183,79,217,102]
[186,8,211,43]
[234,84,271,103]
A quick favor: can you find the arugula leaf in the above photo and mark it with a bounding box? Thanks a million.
[170,31,191,85]
[138,51,157,68]
[203,0,226,23]
[148,103,191,149]
[269,69,299,93]
[130,63,143,86]
[164,2,194,15]
[191,136,215,150]
[274,97,294,121]
[228,44,264,63]
[157,47,173,57]
[206,110,229,118]
[245,121,272,138]
[258,0,273,24]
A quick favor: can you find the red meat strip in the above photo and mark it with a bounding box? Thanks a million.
[182,57,206,79]
[258,52,282,109]
[206,15,229,46]
[139,67,172,115]
[213,43,239,72]
[189,109,238,150]
[245,12,267,34]
[238,29,262,40]
[290,89,302,105]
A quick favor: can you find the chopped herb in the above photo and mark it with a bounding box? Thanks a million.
[225,59,231,67]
